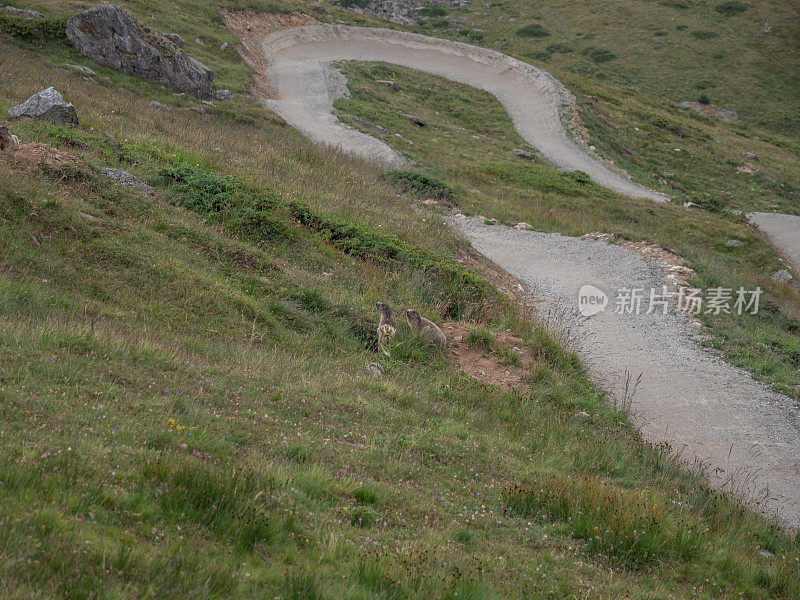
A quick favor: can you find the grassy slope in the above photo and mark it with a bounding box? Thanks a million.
[412,0,800,139]
[0,2,799,599]
[334,62,800,400]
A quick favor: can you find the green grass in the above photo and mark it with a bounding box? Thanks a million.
[413,0,800,138]
[334,61,800,399]
[1,1,800,598]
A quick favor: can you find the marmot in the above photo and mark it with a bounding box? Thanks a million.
[375,302,397,352]
[0,126,20,152]
[405,309,446,350]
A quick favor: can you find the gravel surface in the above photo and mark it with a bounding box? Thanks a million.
[453,215,800,530]
[260,25,667,202]
[749,212,800,271]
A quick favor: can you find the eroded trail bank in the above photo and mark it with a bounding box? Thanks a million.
[259,24,667,202]
[452,216,800,529]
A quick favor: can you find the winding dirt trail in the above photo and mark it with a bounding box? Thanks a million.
[259,25,668,202]
[453,216,800,530]
[251,23,799,527]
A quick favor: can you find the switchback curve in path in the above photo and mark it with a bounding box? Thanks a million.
[260,25,668,202]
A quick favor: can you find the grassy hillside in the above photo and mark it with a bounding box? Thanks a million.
[334,61,800,400]
[1,1,799,598]
[411,0,800,138]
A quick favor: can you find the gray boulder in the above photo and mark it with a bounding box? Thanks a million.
[65,5,213,99]
[212,89,235,101]
[64,63,96,76]
[163,32,184,48]
[771,269,800,288]
[100,167,154,198]
[8,87,78,126]
[1,5,44,19]
[513,148,536,160]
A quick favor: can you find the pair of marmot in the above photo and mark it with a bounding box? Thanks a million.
[376,302,446,350]
[0,126,21,152]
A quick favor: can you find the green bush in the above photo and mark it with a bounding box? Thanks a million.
[0,14,66,40]
[697,93,711,105]
[715,1,747,16]
[156,163,236,213]
[419,6,448,17]
[582,47,616,63]
[481,162,604,197]
[545,42,574,54]
[288,199,500,320]
[516,23,550,38]
[151,159,501,322]
[229,199,290,240]
[389,171,454,200]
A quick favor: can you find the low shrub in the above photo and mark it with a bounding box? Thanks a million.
[0,14,66,40]
[582,47,616,63]
[545,42,574,54]
[389,171,454,200]
[481,162,605,197]
[516,23,550,38]
[151,158,501,322]
[419,6,448,17]
[156,162,236,213]
[715,1,747,16]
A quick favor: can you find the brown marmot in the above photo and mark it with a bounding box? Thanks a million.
[0,126,20,152]
[375,302,397,352]
[405,309,446,350]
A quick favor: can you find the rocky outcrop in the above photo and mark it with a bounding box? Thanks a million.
[1,5,43,19]
[212,89,235,101]
[163,32,184,48]
[771,269,800,289]
[345,0,422,25]
[100,167,154,198]
[8,87,78,125]
[65,4,213,99]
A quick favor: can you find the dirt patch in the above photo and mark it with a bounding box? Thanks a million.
[679,101,738,123]
[1,142,86,171]
[220,9,316,99]
[582,232,696,289]
[443,322,536,388]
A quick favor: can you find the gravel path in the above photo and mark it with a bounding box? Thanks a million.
[452,216,800,529]
[749,212,800,271]
[255,23,799,527]
[260,25,667,202]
